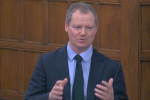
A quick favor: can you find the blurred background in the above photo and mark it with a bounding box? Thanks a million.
[0,0,150,100]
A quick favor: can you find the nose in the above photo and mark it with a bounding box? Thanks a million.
[80,28,86,36]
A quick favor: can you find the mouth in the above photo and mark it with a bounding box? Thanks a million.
[78,39,86,43]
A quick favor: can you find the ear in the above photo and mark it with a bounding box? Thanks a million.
[95,24,98,34]
[65,21,68,32]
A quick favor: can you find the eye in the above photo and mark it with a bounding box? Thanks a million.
[74,26,81,29]
[86,27,93,30]
[76,27,80,28]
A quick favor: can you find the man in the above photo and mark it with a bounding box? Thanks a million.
[24,2,128,100]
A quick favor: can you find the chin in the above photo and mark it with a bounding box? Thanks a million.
[77,45,89,50]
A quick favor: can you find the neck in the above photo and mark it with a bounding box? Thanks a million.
[68,43,91,54]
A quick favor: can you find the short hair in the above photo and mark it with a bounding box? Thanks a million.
[66,2,98,26]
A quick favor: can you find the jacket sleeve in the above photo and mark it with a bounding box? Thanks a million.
[113,64,128,100]
[24,55,50,100]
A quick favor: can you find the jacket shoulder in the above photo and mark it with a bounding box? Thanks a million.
[40,46,67,60]
[93,49,121,67]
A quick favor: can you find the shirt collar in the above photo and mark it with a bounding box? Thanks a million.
[67,42,93,62]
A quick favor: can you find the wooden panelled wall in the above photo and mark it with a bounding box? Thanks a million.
[0,0,150,100]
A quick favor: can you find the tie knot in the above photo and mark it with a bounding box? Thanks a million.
[74,55,82,62]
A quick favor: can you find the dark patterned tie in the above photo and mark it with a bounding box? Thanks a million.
[72,55,84,100]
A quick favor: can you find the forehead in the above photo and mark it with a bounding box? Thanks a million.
[70,10,95,25]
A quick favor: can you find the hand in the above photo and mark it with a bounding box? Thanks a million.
[49,78,68,100]
[94,78,114,100]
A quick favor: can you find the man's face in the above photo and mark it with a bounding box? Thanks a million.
[65,10,97,53]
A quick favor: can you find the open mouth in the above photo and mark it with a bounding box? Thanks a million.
[78,39,86,43]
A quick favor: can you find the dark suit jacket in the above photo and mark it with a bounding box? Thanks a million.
[24,46,128,100]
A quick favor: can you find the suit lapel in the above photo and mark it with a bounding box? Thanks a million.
[54,47,105,100]
[87,49,105,100]
[55,46,70,100]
